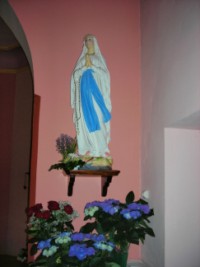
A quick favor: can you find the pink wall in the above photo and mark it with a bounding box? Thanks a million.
[9,0,141,259]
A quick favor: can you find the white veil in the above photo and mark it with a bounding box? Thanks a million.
[73,34,110,75]
[71,34,111,111]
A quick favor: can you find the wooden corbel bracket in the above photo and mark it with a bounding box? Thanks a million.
[66,169,120,197]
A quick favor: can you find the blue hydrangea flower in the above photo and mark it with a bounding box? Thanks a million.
[91,234,105,242]
[94,241,115,252]
[37,239,51,250]
[85,199,120,210]
[71,233,85,241]
[85,201,100,209]
[84,233,93,239]
[97,201,120,215]
[86,247,96,256]
[121,210,132,219]
[55,232,71,244]
[57,232,71,237]
[121,209,141,220]
[69,243,96,261]
[130,210,142,219]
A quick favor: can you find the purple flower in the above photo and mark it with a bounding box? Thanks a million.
[139,204,150,214]
[85,199,120,210]
[104,199,120,205]
[127,202,150,215]
[56,134,76,155]
[127,203,140,210]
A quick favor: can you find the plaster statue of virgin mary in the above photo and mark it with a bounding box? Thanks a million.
[71,34,111,157]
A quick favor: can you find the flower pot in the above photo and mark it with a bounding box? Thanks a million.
[110,249,128,267]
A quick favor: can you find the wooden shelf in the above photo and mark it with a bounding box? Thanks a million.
[66,169,120,197]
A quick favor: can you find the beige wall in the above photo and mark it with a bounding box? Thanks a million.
[165,128,200,267]
[141,0,200,266]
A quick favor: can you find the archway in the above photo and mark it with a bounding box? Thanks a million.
[0,0,34,261]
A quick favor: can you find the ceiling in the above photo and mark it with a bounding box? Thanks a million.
[0,17,29,70]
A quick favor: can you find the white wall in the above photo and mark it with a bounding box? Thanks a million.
[165,128,200,267]
[140,0,200,266]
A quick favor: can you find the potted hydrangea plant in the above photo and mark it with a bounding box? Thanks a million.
[29,232,120,267]
[26,200,79,256]
[80,191,155,267]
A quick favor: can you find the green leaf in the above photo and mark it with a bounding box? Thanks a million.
[127,231,140,244]
[80,222,97,233]
[29,258,47,266]
[125,191,135,204]
[89,256,104,267]
[30,243,38,256]
[84,215,92,221]
[137,198,148,205]
[66,221,74,231]
[48,163,66,171]
[28,237,38,243]
[145,227,155,237]
[105,262,121,267]
[148,209,154,217]
[48,160,85,173]
[96,222,104,234]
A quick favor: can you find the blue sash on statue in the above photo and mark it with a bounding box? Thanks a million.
[80,69,111,133]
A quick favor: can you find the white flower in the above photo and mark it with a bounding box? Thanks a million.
[42,246,58,257]
[85,206,99,217]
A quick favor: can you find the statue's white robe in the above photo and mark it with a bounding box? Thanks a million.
[71,40,111,157]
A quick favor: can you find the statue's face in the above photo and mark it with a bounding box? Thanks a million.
[85,35,94,50]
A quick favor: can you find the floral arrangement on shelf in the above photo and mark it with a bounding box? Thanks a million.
[49,134,85,173]
[81,191,155,253]
[29,232,119,267]
[26,200,79,256]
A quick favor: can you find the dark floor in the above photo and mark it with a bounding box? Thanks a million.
[0,255,28,267]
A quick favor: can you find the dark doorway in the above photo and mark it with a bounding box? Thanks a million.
[0,17,33,259]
